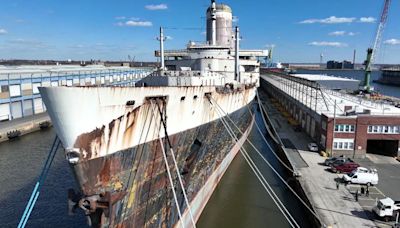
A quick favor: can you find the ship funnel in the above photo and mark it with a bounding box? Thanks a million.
[206,0,233,46]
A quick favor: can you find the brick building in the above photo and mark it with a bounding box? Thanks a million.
[261,73,400,158]
[322,114,400,158]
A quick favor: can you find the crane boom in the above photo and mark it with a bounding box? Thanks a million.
[370,0,391,66]
[363,0,391,91]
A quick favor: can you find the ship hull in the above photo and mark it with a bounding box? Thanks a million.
[72,101,253,227]
[39,85,256,227]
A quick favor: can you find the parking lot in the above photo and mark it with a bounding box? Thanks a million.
[345,154,400,227]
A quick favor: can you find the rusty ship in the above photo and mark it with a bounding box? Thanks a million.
[39,1,268,227]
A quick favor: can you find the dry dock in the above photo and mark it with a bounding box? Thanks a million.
[259,75,400,227]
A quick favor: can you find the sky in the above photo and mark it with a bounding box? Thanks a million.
[0,0,400,63]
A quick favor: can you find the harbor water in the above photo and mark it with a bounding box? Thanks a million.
[296,69,399,98]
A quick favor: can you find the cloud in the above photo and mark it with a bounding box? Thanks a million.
[0,29,8,35]
[145,4,168,10]
[328,31,357,36]
[69,44,85,49]
[384,39,400,45]
[265,44,276,48]
[115,16,126,20]
[308,41,348,47]
[117,20,153,27]
[359,17,376,23]
[3,38,51,50]
[329,31,346,36]
[300,16,356,24]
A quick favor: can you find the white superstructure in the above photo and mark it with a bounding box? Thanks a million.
[149,1,268,88]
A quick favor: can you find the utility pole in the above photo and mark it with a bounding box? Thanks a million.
[331,99,337,157]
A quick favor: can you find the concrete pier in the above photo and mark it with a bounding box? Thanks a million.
[259,86,400,227]
[258,89,375,227]
[0,112,51,143]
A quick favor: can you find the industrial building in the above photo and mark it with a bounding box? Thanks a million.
[326,60,354,69]
[261,72,400,158]
[0,65,150,122]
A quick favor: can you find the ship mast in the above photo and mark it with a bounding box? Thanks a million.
[157,27,166,70]
[235,26,240,82]
[210,0,217,46]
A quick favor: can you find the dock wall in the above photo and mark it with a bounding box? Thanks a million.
[257,85,321,228]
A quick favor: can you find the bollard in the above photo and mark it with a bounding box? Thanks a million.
[355,190,359,202]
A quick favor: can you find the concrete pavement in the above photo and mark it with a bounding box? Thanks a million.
[258,89,379,227]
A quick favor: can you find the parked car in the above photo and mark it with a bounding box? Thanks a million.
[324,155,353,166]
[307,143,319,152]
[343,167,378,186]
[330,158,353,167]
[330,162,360,174]
[373,197,400,222]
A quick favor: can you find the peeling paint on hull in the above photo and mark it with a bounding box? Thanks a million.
[72,102,253,227]
[39,85,256,227]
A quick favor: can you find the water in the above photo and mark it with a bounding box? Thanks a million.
[197,111,314,228]
[0,129,87,227]
[296,69,400,98]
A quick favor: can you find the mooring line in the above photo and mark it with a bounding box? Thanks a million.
[209,98,299,228]
[209,95,323,226]
[18,136,60,228]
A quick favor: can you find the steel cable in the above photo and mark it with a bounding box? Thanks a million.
[150,100,185,228]
[209,98,299,228]
[210,95,323,225]
[18,136,60,228]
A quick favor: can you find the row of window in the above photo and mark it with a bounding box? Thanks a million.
[3,75,137,98]
[334,124,355,133]
[333,138,354,150]
[367,125,400,134]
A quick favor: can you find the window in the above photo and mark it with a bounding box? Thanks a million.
[333,138,354,150]
[368,125,400,134]
[32,83,41,94]
[322,121,327,130]
[334,124,355,133]
[1,85,9,93]
[10,85,21,97]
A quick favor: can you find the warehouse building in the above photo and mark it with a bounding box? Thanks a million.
[0,65,150,122]
[261,72,400,158]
